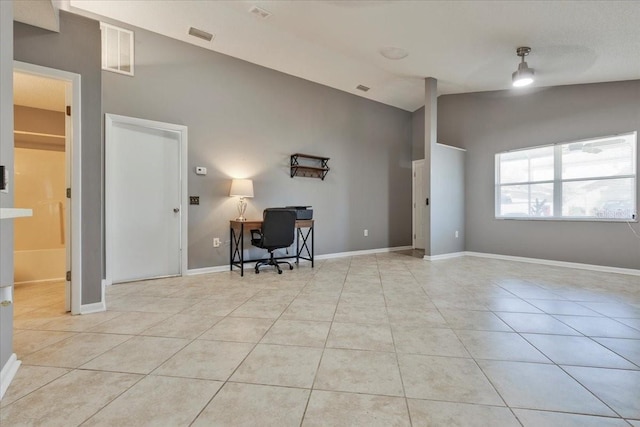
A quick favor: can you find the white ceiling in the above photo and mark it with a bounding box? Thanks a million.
[53,1,640,111]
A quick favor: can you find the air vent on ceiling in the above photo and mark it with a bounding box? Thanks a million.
[249,5,271,19]
[356,85,370,92]
[188,27,214,42]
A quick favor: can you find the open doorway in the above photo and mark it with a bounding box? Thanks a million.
[12,61,82,316]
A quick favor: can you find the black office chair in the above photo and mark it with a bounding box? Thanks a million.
[251,208,297,274]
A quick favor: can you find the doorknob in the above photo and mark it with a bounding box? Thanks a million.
[173,208,180,213]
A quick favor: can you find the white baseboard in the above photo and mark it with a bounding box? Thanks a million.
[315,246,413,260]
[80,280,106,314]
[0,353,21,401]
[187,265,231,275]
[423,251,466,261]
[14,277,65,286]
[464,251,640,276]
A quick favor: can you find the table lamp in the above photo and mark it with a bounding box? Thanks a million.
[229,179,254,221]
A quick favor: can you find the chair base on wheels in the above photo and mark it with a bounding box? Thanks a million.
[254,252,294,274]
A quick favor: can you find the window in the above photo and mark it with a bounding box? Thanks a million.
[100,23,134,76]
[496,132,637,221]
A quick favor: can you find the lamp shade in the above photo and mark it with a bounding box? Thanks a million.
[229,179,254,198]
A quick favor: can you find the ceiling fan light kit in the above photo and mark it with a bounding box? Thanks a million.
[512,46,535,87]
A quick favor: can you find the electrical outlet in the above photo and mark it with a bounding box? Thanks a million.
[455,230,459,238]
[213,237,221,247]
[364,229,368,237]
[189,196,200,205]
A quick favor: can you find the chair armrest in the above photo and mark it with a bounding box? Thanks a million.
[250,229,262,241]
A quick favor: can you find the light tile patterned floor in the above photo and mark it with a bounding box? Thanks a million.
[5,254,640,426]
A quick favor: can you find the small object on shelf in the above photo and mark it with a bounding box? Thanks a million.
[290,153,330,180]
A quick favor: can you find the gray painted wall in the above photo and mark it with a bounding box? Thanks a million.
[438,81,640,269]
[14,12,103,304]
[101,21,413,269]
[0,0,14,370]
[431,144,465,255]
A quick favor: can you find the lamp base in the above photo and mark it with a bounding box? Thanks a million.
[236,198,247,221]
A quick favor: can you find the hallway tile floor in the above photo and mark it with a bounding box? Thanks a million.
[4,254,640,426]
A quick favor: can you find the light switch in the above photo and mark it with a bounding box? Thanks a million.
[195,166,207,175]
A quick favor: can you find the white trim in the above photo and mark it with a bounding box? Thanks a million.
[436,142,467,152]
[0,208,32,219]
[315,246,413,260]
[105,114,188,285]
[80,301,106,314]
[423,252,466,261]
[187,266,231,275]
[464,251,640,277]
[13,61,83,315]
[0,354,21,401]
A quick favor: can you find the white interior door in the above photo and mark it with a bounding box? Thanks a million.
[413,160,425,249]
[107,118,183,283]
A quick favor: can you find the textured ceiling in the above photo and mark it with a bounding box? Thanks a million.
[14,72,66,112]
[54,0,640,111]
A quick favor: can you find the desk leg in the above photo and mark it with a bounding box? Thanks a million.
[296,228,300,265]
[240,223,244,277]
[229,227,233,272]
[311,225,314,268]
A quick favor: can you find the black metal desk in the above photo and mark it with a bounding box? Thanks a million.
[229,219,314,276]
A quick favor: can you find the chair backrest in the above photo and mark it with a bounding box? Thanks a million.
[261,208,296,248]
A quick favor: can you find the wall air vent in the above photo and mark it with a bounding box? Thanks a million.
[249,5,272,19]
[100,22,134,76]
[356,85,370,92]
[188,27,214,42]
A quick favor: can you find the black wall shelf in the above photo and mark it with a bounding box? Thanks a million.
[290,153,330,180]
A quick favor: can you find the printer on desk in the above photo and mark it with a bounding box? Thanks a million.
[284,206,313,220]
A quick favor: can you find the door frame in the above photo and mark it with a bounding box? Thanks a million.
[412,159,425,250]
[104,114,188,286]
[14,61,82,315]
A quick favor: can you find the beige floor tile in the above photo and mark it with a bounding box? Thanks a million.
[555,315,640,338]
[261,319,330,347]
[193,382,309,427]
[407,399,520,427]
[13,330,76,357]
[83,375,223,426]
[199,316,274,342]
[281,300,337,321]
[22,333,131,368]
[0,370,141,426]
[456,330,550,363]
[326,322,394,352]
[186,298,247,317]
[339,292,386,306]
[333,302,389,324]
[81,335,189,374]
[398,353,503,405]
[154,339,253,380]
[315,348,404,396]
[141,313,223,339]
[39,311,123,332]
[108,295,199,313]
[486,298,543,313]
[564,366,640,419]
[229,300,290,319]
[514,409,631,427]
[523,334,637,368]
[386,306,448,327]
[495,312,582,335]
[526,300,600,316]
[593,337,640,366]
[87,311,171,335]
[440,309,513,331]
[230,343,322,388]
[303,390,410,427]
[479,360,615,416]
[579,301,640,318]
[392,325,469,357]
[0,365,70,407]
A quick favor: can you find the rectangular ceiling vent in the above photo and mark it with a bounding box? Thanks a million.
[249,5,272,19]
[188,27,214,42]
[356,85,370,92]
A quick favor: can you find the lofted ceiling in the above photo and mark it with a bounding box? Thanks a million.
[25,1,640,111]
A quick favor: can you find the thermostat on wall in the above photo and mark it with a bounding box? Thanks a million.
[195,166,207,175]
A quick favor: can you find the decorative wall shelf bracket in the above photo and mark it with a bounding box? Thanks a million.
[290,153,330,180]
